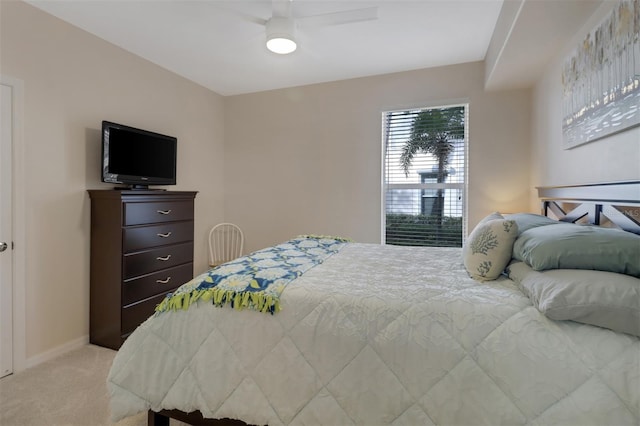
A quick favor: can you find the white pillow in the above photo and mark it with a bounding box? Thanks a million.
[507,261,640,337]
[463,213,518,281]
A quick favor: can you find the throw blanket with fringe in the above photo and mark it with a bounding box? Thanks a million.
[155,235,350,315]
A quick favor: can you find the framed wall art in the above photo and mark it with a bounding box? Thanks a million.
[562,0,640,149]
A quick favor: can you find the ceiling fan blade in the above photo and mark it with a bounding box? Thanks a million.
[241,14,269,26]
[210,4,268,26]
[298,6,378,27]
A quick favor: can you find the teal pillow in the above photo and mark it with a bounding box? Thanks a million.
[503,213,559,235]
[513,223,640,277]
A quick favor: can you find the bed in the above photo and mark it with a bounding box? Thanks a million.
[107,181,640,426]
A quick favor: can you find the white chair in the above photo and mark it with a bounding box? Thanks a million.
[208,223,244,268]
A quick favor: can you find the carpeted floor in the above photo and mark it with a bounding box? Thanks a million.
[0,344,184,426]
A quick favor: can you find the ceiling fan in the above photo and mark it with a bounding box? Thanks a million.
[252,0,379,54]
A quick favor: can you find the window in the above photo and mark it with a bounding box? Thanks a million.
[383,104,468,247]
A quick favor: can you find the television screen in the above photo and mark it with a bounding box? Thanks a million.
[102,121,177,189]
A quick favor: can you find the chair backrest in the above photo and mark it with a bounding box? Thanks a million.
[208,223,244,268]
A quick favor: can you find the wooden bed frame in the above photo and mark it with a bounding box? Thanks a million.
[537,180,640,234]
[148,410,252,426]
[147,180,640,426]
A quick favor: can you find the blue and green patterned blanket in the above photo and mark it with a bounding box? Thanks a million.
[155,235,350,315]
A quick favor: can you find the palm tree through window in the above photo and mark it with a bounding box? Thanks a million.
[383,104,468,247]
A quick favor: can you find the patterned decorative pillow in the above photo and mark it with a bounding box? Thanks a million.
[463,213,518,281]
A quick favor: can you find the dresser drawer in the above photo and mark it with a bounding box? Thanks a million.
[123,221,194,252]
[121,293,167,336]
[123,242,194,279]
[124,200,194,226]
[122,263,193,306]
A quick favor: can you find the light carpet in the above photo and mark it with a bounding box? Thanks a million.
[0,344,186,426]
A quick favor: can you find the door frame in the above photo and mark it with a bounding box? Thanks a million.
[0,75,26,374]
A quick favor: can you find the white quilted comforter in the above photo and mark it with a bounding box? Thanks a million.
[108,244,640,425]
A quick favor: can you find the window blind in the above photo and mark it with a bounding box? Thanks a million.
[383,105,467,247]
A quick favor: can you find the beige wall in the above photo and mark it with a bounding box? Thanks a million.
[531,1,640,201]
[225,62,532,253]
[1,1,225,363]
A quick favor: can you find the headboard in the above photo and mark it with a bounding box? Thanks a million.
[537,181,640,234]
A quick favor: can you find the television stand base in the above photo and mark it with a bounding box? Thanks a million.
[113,186,167,191]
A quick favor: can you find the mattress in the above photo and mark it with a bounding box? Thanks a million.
[107,243,639,425]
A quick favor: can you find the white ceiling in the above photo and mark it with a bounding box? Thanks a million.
[25,0,602,96]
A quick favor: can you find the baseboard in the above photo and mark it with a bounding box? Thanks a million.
[23,335,89,370]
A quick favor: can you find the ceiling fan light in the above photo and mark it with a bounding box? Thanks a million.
[266,36,297,54]
[266,17,297,54]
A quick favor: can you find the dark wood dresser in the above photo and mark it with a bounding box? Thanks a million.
[88,190,197,350]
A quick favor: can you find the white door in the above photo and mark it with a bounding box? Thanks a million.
[0,82,13,378]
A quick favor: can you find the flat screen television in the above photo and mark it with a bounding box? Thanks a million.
[101,121,177,189]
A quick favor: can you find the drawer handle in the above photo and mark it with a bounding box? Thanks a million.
[156,255,172,261]
[156,277,171,284]
[157,232,172,238]
[157,209,172,215]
